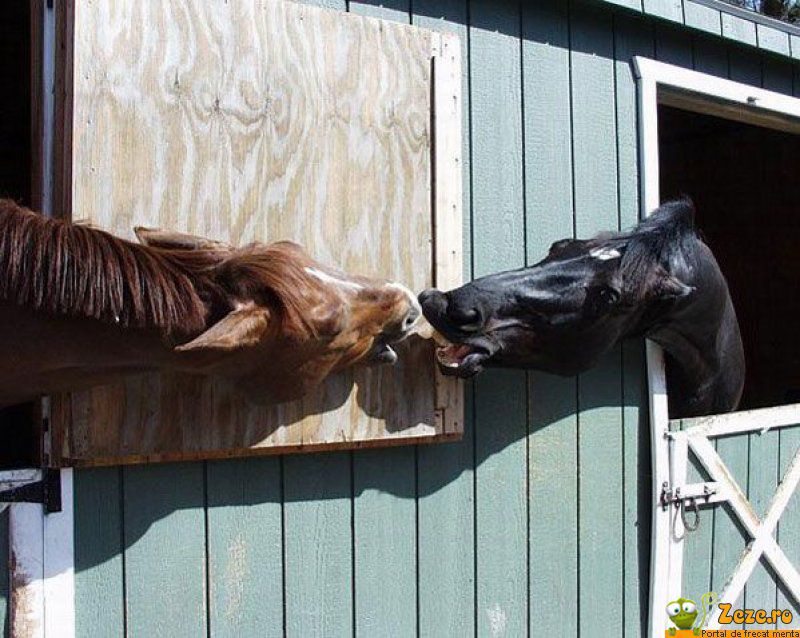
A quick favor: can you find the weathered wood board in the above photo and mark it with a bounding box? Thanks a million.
[51,0,462,466]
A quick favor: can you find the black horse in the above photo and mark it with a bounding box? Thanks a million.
[419,198,744,418]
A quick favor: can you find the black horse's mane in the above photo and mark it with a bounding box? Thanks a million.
[613,197,696,299]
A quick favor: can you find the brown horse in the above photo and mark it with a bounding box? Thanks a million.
[0,200,421,407]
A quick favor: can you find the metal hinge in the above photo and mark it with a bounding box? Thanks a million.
[0,469,62,513]
[660,480,718,510]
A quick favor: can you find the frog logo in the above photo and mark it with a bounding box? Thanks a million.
[666,592,718,636]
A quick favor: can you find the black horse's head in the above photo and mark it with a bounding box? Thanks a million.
[421,198,745,418]
[420,199,704,376]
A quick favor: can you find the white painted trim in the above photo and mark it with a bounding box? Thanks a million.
[639,63,672,637]
[635,54,800,637]
[634,57,800,122]
[10,502,45,638]
[671,402,800,438]
[43,469,75,638]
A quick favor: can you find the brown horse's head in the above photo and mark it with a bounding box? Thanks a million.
[135,228,421,404]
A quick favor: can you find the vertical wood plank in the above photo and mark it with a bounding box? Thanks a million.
[206,458,283,638]
[614,13,655,638]
[412,2,475,633]
[0,509,7,638]
[343,3,420,635]
[283,452,353,638]
[655,21,694,68]
[74,468,125,638]
[470,1,528,635]
[692,35,728,77]
[352,449,416,637]
[522,1,578,635]
[571,3,623,635]
[123,464,207,638]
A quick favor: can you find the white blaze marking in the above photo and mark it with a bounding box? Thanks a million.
[589,247,621,261]
[304,267,364,292]
[387,282,422,315]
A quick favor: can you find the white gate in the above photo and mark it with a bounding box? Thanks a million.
[650,399,800,631]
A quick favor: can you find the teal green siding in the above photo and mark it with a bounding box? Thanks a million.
[17,1,796,636]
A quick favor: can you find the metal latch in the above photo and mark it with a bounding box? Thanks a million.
[660,480,718,509]
[661,481,718,533]
[0,469,62,513]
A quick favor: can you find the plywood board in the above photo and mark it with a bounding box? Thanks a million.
[51,0,462,466]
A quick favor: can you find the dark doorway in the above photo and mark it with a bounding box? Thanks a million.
[0,1,39,469]
[659,104,800,411]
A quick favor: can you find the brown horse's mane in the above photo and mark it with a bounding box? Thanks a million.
[0,200,324,338]
[0,200,222,334]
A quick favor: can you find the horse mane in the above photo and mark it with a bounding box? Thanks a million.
[0,200,221,334]
[615,196,697,298]
[0,200,323,338]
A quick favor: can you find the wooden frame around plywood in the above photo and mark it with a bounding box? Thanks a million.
[50,0,463,466]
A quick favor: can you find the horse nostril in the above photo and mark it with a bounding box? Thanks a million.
[403,305,421,330]
[446,305,482,330]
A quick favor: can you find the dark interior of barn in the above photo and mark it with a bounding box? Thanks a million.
[659,104,800,412]
[0,2,37,469]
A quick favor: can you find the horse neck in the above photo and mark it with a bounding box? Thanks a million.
[0,302,180,407]
[636,273,744,418]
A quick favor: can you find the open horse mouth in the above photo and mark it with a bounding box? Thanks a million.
[415,317,495,377]
[434,342,493,377]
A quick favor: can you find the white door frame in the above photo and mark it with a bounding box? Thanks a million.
[634,56,800,637]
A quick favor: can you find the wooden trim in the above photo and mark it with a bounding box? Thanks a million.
[9,501,44,638]
[52,0,73,221]
[638,68,674,638]
[431,31,464,437]
[29,0,44,211]
[689,0,800,38]
[56,432,463,469]
[672,402,800,438]
[42,469,75,638]
[635,57,800,123]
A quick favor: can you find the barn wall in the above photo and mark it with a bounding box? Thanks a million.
[31,1,800,637]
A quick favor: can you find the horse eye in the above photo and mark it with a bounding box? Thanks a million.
[598,287,620,305]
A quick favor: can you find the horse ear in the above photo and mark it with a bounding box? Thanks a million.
[134,227,232,252]
[655,273,694,300]
[175,305,270,352]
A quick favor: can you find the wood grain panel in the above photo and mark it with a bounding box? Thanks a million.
[53,0,463,465]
